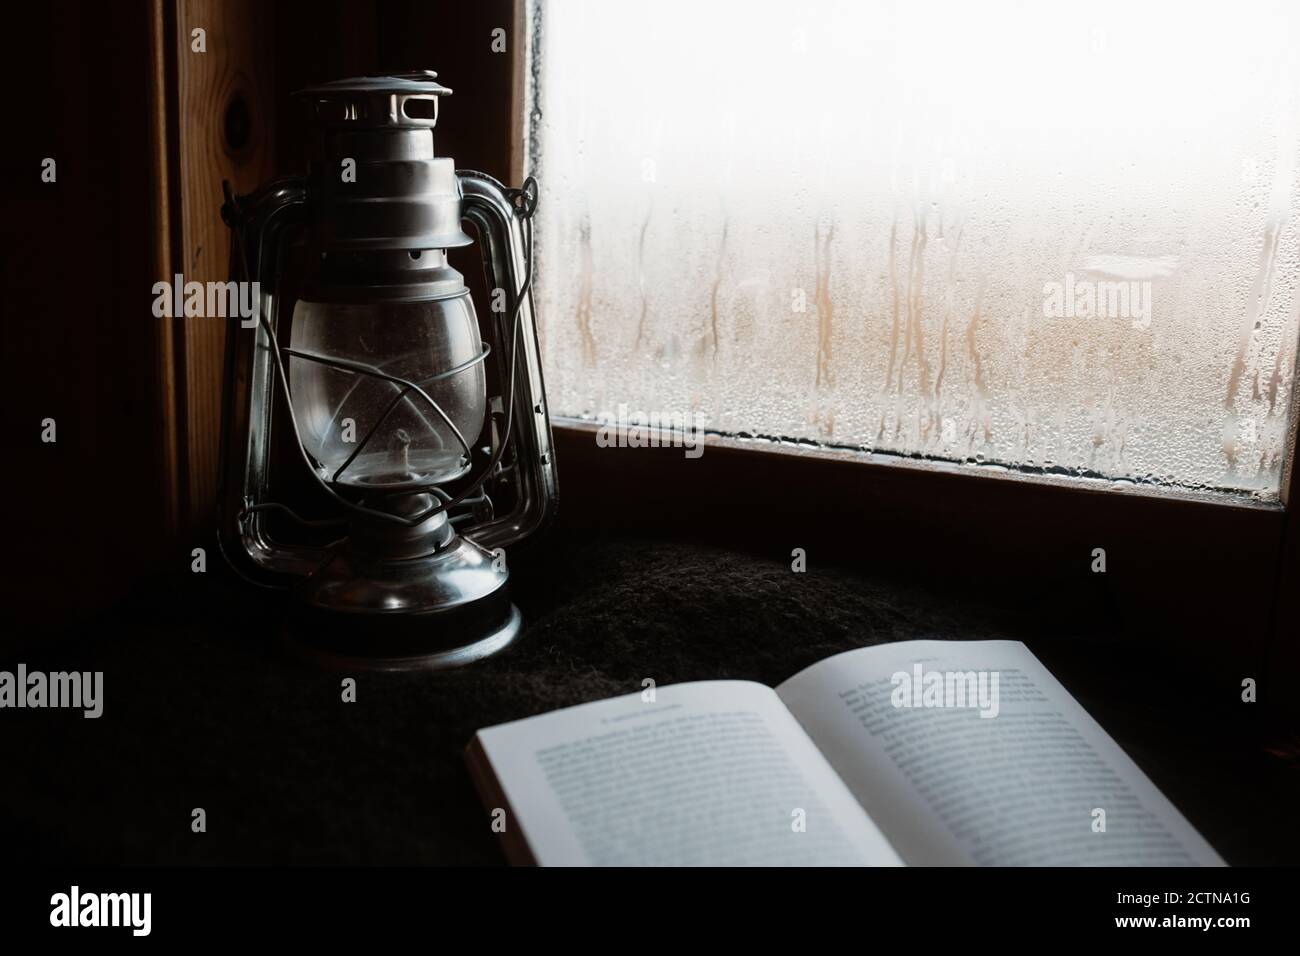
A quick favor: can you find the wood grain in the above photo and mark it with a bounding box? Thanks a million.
[148,0,181,537]
[510,0,529,183]
[170,0,276,532]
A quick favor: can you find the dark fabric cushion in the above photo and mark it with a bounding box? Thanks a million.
[2,530,1294,864]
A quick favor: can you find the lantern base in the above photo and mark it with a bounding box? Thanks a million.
[282,528,523,672]
[282,602,523,673]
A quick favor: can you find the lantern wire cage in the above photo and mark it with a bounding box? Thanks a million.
[220,175,539,538]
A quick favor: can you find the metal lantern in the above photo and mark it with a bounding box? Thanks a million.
[217,72,556,670]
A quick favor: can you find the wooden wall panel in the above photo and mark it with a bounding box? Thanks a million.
[149,0,182,537]
[2,1,169,638]
[168,0,277,533]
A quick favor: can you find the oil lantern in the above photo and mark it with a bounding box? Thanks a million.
[217,72,557,669]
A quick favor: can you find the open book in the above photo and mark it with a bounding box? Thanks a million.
[466,640,1224,866]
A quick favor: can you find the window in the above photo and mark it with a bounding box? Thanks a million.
[523,0,1300,501]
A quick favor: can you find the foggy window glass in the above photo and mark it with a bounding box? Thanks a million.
[525,0,1300,500]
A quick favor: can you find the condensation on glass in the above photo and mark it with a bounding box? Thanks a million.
[524,0,1300,500]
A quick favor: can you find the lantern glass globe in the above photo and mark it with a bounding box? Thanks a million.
[289,292,485,490]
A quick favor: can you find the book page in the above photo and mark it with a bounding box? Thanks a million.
[472,680,903,866]
[777,640,1225,866]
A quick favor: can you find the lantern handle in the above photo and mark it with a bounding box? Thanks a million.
[457,170,558,550]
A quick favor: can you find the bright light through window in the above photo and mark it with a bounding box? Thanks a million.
[524,0,1300,500]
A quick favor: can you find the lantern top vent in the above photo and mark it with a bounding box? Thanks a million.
[296,71,452,130]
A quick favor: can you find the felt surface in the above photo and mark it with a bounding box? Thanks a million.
[3,531,1297,865]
